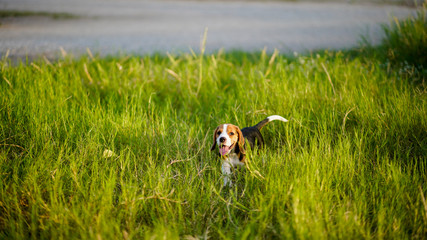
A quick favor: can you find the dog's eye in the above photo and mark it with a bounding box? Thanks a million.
[230,132,235,136]
[217,131,221,135]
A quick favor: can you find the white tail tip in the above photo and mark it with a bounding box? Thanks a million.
[267,115,288,122]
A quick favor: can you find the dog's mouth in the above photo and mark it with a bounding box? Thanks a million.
[219,142,235,156]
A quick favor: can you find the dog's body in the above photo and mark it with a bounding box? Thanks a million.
[211,115,288,186]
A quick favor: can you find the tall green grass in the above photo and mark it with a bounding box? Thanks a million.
[1,11,426,240]
[356,2,427,83]
[382,8,427,69]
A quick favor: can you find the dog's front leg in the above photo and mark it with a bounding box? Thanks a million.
[221,161,233,187]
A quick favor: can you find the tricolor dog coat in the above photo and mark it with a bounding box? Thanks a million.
[210,115,288,186]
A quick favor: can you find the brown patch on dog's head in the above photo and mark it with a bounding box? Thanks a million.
[210,125,220,151]
[226,124,244,154]
[232,125,246,159]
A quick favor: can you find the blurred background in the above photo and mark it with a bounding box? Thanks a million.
[0,0,421,60]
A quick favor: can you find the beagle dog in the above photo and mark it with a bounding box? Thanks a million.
[210,115,288,186]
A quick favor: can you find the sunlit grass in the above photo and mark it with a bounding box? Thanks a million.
[0,8,426,240]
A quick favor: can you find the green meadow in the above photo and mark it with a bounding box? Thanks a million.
[1,7,426,240]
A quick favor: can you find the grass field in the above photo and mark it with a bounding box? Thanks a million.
[1,6,426,240]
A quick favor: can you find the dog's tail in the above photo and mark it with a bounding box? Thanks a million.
[254,115,288,131]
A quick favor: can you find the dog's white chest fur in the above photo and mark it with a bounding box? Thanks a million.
[221,153,244,186]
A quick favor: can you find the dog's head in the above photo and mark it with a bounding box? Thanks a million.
[210,124,245,157]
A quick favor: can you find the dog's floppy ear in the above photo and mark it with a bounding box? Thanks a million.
[210,127,219,151]
[236,126,245,155]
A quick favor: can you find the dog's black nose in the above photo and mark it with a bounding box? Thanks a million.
[219,137,226,143]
